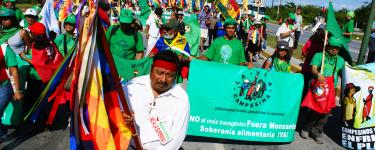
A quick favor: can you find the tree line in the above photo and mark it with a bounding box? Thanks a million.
[264,1,372,30]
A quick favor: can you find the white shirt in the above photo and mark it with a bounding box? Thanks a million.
[123,75,190,150]
[276,23,295,47]
[295,13,303,31]
[146,13,161,38]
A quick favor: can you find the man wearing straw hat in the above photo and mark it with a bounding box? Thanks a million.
[300,36,345,144]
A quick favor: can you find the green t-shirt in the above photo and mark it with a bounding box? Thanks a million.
[106,25,144,60]
[54,33,76,57]
[342,19,354,42]
[1,45,18,85]
[205,36,246,65]
[310,52,345,86]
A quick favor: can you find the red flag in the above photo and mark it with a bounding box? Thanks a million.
[31,43,64,83]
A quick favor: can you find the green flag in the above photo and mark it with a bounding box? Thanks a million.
[327,2,352,64]
[113,56,153,82]
[134,0,151,27]
[187,60,304,142]
[184,13,200,57]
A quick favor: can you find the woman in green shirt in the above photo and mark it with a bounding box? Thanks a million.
[342,11,355,43]
[54,14,77,57]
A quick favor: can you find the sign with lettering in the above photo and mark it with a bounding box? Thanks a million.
[341,63,375,149]
[187,60,304,142]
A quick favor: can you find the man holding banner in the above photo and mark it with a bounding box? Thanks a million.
[123,51,190,150]
[199,18,246,66]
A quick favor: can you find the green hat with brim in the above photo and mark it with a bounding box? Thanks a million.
[164,19,179,30]
[263,15,270,20]
[224,18,237,27]
[3,0,16,2]
[347,11,355,18]
[64,14,76,24]
[288,13,296,20]
[0,8,15,17]
[119,8,133,23]
[328,36,344,47]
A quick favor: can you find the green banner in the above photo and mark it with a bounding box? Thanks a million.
[113,56,153,82]
[187,60,304,142]
[134,0,151,27]
[184,13,200,57]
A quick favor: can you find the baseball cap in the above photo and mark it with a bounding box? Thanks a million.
[119,8,133,23]
[328,36,344,47]
[277,41,290,50]
[24,8,37,16]
[64,14,76,24]
[224,18,237,27]
[28,22,46,35]
[288,13,296,20]
[0,7,15,17]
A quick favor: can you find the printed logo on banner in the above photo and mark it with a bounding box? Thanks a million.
[233,71,272,109]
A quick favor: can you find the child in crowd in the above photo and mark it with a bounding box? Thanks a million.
[246,21,263,62]
[262,41,291,72]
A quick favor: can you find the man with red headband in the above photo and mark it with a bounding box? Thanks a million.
[123,50,189,149]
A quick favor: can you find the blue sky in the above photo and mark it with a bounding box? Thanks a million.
[239,0,371,10]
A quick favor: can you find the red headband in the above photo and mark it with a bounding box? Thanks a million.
[153,60,178,72]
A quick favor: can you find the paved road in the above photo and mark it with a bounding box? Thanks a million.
[0,55,345,150]
[0,47,346,150]
[267,23,363,61]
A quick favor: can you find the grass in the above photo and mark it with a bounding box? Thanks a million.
[16,3,34,9]
[267,35,303,61]
[352,34,363,41]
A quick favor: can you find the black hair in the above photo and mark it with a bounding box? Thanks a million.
[154,7,163,16]
[310,28,325,43]
[269,47,291,65]
[25,15,38,20]
[33,34,51,49]
[152,50,181,81]
[1,16,20,28]
[98,1,110,11]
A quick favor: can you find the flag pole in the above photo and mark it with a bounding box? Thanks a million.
[98,24,144,150]
[321,30,328,74]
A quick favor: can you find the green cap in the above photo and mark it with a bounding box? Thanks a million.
[3,0,16,2]
[288,13,296,20]
[164,19,179,30]
[263,15,270,20]
[119,8,133,23]
[347,11,355,18]
[32,5,42,14]
[328,36,344,47]
[0,8,15,17]
[224,18,237,27]
[64,14,76,24]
